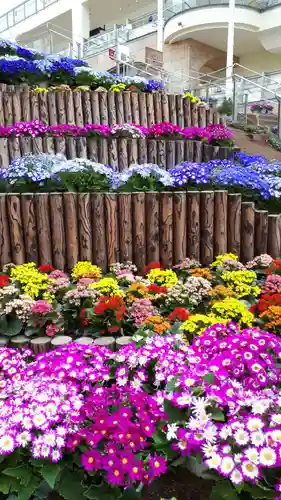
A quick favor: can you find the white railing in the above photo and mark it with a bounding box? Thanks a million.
[0,0,59,34]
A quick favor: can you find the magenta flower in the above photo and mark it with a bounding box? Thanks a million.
[149,455,167,476]
[31,300,52,315]
[81,449,102,471]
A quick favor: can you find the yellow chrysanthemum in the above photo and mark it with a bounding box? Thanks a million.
[10,263,49,299]
[210,297,254,328]
[221,270,260,298]
[148,269,177,288]
[72,262,101,281]
[89,277,124,296]
[210,253,238,268]
[180,314,225,335]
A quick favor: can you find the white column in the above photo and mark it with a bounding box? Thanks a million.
[72,0,90,58]
[157,0,164,52]
[226,0,235,94]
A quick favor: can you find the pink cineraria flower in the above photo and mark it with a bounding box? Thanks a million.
[32,300,52,315]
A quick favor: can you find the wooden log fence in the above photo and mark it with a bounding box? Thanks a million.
[0,191,280,271]
[0,137,236,169]
[0,88,219,128]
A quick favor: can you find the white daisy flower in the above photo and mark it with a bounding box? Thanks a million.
[242,461,259,479]
[220,457,235,475]
[251,430,265,447]
[259,447,277,467]
[234,429,249,446]
[166,423,179,441]
[206,453,221,470]
[230,468,243,485]
[246,417,264,432]
[244,447,259,464]
[0,435,14,453]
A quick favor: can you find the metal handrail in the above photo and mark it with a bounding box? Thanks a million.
[0,0,59,34]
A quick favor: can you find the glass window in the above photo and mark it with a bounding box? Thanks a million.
[0,15,8,33]
[14,5,25,23]
[25,0,36,17]
[7,11,14,27]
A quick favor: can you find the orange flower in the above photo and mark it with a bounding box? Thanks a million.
[190,268,213,280]
[143,315,171,335]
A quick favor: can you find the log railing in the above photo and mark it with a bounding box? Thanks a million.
[0,191,279,270]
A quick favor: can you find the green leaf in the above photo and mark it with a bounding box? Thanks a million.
[203,373,215,384]
[210,481,239,500]
[17,476,41,500]
[166,376,179,393]
[164,400,186,424]
[58,469,85,500]
[244,484,276,499]
[170,455,189,467]
[40,463,60,489]
[6,318,22,337]
[84,483,121,500]
[185,455,210,479]
[209,407,225,422]
[122,487,141,500]
[0,475,20,494]
[3,466,32,486]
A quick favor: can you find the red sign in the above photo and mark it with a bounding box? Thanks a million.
[108,48,116,60]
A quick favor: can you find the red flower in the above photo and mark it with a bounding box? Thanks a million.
[147,284,167,294]
[0,275,9,288]
[249,304,257,314]
[39,264,55,274]
[80,308,89,326]
[257,293,281,313]
[144,262,161,275]
[266,259,281,276]
[108,325,120,333]
[94,296,126,321]
[168,307,191,322]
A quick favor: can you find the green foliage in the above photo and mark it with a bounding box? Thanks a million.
[57,170,112,192]
[39,463,61,489]
[218,97,233,116]
[58,469,86,500]
[268,133,281,152]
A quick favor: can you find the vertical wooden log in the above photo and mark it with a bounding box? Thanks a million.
[118,138,128,171]
[200,191,214,265]
[99,92,108,125]
[0,139,9,168]
[214,191,228,256]
[115,92,124,124]
[0,195,11,267]
[198,105,207,128]
[19,137,32,156]
[175,141,184,165]
[65,91,75,124]
[160,192,173,267]
[49,193,65,269]
[30,337,51,354]
[176,95,184,127]
[241,202,255,263]
[157,140,166,169]
[78,193,92,261]
[173,192,187,264]
[118,194,133,262]
[47,92,58,125]
[128,139,138,165]
[107,92,117,126]
[138,138,147,164]
[21,194,38,264]
[227,193,242,257]
[194,141,203,163]
[56,92,66,124]
[76,137,87,159]
[168,94,177,124]
[66,137,77,159]
[54,136,66,156]
[183,97,191,127]
[8,137,20,162]
[105,193,119,265]
[154,92,162,123]
[21,88,31,122]
[185,140,194,162]
[12,89,21,123]
[30,93,39,121]
[191,103,199,127]
[3,92,13,125]
[42,137,55,155]
[108,138,118,169]
[166,140,176,169]
[63,193,79,269]
[147,139,157,164]
[92,193,107,271]
[131,91,140,125]
[7,194,25,264]
[268,215,281,258]
[0,92,4,126]
[255,210,268,256]
[38,92,49,124]
[35,194,52,266]
[132,192,146,271]
[82,92,92,124]
[91,91,100,124]
[161,93,169,123]
[146,93,155,127]
[146,192,160,263]
[123,92,132,123]
[213,110,220,124]
[206,106,214,125]
[187,192,200,261]
[73,91,84,126]
[87,138,98,162]
[32,137,43,154]
[139,93,148,127]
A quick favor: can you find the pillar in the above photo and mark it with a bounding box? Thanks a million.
[157,0,164,52]
[226,0,235,95]
[71,0,90,58]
